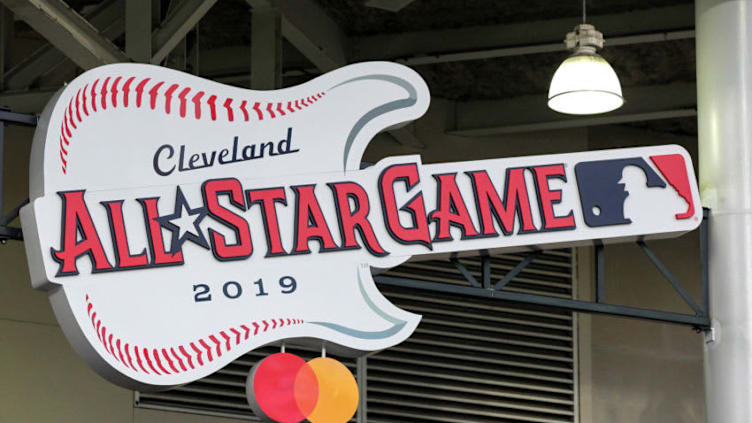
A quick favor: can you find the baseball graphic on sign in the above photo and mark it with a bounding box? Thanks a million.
[20,60,702,392]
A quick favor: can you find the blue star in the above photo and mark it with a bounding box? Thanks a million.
[156,186,210,254]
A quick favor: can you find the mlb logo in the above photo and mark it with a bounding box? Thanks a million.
[575,154,696,228]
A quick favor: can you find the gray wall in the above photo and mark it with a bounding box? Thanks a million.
[0,124,248,423]
[578,237,706,423]
[577,126,706,423]
[0,98,705,422]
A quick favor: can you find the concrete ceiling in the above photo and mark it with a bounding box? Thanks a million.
[318,0,693,35]
[193,0,697,95]
[317,0,697,135]
[4,0,698,135]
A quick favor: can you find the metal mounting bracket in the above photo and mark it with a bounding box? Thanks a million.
[378,208,712,330]
[590,208,711,330]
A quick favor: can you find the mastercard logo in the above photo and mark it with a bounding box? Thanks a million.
[246,352,359,423]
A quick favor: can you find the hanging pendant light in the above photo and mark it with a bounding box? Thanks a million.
[547,2,624,115]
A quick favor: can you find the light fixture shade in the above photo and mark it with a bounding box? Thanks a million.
[547,53,624,115]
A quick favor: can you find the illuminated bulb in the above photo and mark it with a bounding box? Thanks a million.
[547,24,624,115]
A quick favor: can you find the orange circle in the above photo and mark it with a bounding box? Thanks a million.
[304,357,359,423]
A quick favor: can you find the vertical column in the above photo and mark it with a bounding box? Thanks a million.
[574,247,594,423]
[152,0,161,28]
[697,1,752,422]
[0,121,4,217]
[251,6,282,89]
[125,0,152,63]
[162,0,187,71]
[356,355,367,423]
[0,6,12,90]
[188,24,199,75]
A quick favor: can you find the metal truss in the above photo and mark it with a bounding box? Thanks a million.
[376,209,711,331]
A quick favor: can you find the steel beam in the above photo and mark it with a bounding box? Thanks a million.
[352,4,693,61]
[247,0,347,72]
[126,0,152,62]
[251,5,282,89]
[0,89,56,113]
[4,0,124,89]
[0,0,129,69]
[151,0,217,65]
[0,110,36,126]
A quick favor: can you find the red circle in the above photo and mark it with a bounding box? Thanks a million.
[249,353,317,423]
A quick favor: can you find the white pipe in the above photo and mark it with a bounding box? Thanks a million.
[205,29,696,82]
[396,30,695,66]
[697,0,752,422]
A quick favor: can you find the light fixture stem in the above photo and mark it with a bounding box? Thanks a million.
[582,0,586,23]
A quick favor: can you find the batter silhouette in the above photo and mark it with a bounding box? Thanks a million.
[620,165,687,226]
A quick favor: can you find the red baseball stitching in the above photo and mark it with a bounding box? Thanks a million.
[59,75,326,174]
[85,294,305,376]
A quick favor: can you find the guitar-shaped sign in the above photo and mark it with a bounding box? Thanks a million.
[20,62,701,390]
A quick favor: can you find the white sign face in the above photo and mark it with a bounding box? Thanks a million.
[20,62,701,390]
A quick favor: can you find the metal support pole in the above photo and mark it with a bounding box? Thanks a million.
[356,356,367,423]
[251,6,282,89]
[0,6,12,89]
[0,120,4,217]
[701,208,710,319]
[450,255,480,288]
[595,243,605,303]
[697,1,752,421]
[494,250,539,290]
[638,241,703,316]
[481,252,491,289]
